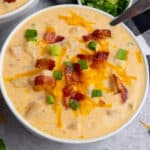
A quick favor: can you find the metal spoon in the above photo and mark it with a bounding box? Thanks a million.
[110,0,150,26]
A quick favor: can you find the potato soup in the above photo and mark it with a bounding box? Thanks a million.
[0,0,28,15]
[2,6,147,140]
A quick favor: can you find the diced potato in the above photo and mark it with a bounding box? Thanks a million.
[10,46,23,58]
[25,41,39,59]
[41,70,52,77]
[25,101,42,119]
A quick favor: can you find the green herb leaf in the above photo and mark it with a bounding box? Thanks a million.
[92,89,103,97]
[49,44,61,56]
[0,138,6,150]
[53,70,63,80]
[69,99,80,110]
[78,60,88,70]
[116,48,128,60]
[81,0,129,16]
[47,95,55,104]
[25,29,37,41]
[87,41,97,51]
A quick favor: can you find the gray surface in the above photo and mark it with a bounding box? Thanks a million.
[0,0,150,150]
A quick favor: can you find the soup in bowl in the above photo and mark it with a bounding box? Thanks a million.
[0,0,38,24]
[0,5,149,143]
[0,0,28,15]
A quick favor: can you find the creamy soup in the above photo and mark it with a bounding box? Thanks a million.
[0,0,28,15]
[2,6,147,140]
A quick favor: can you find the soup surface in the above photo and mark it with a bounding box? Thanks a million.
[0,0,28,15]
[2,6,147,140]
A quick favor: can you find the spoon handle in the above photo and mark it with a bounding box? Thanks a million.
[110,0,150,26]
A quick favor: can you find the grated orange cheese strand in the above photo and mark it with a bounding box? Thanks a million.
[46,26,56,33]
[55,47,66,69]
[106,62,136,85]
[59,10,94,31]
[4,68,43,81]
[55,105,62,128]
[140,120,150,129]
[136,50,142,63]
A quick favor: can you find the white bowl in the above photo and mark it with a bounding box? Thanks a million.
[77,0,133,15]
[0,4,149,144]
[0,0,39,24]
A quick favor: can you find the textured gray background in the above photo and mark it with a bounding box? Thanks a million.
[0,0,150,150]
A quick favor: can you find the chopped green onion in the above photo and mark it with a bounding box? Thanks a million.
[49,44,61,56]
[87,41,97,51]
[92,89,103,97]
[81,0,129,17]
[69,99,80,110]
[25,29,37,41]
[47,95,55,104]
[0,138,6,150]
[116,48,128,60]
[78,60,88,70]
[53,70,63,80]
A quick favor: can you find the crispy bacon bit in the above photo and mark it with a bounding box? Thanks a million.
[112,74,128,103]
[36,58,55,70]
[73,63,82,75]
[82,29,111,42]
[43,31,64,44]
[34,75,56,91]
[93,51,109,63]
[71,92,84,101]
[91,51,109,68]
[4,0,16,2]
[63,85,74,97]
[64,65,82,85]
[77,54,92,61]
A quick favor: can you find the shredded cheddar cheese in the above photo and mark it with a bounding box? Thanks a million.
[136,50,142,63]
[59,10,94,31]
[4,68,43,81]
[55,105,62,128]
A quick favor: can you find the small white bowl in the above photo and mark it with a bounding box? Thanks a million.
[77,0,133,15]
[0,4,149,144]
[0,0,39,24]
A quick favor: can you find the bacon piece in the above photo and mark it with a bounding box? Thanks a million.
[34,75,56,92]
[63,85,74,97]
[43,31,64,44]
[4,0,16,2]
[71,92,84,101]
[73,63,82,75]
[91,51,109,68]
[77,54,92,61]
[112,74,128,103]
[64,65,82,85]
[36,58,55,70]
[82,29,111,42]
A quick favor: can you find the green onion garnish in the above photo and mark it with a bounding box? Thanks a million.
[116,48,128,60]
[47,95,55,104]
[53,70,63,80]
[24,29,37,41]
[0,138,6,150]
[69,99,80,110]
[87,41,97,51]
[78,60,88,70]
[49,44,61,56]
[92,89,103,97]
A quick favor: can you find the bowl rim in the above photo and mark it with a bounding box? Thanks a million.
[0,4,149,144]
[77,0,133,11]
[0,0,37,20]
